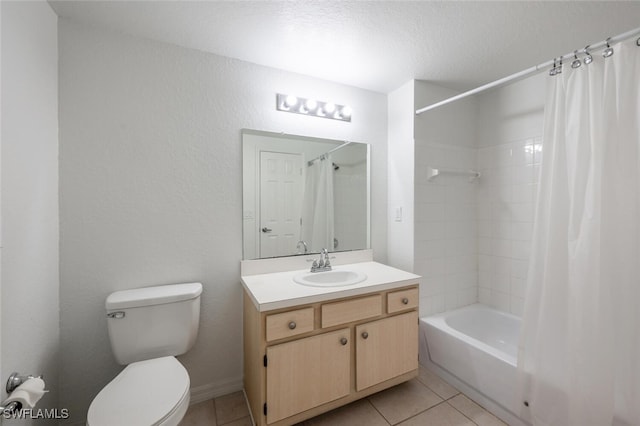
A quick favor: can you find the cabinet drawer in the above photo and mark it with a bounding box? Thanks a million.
[266,307,314,342]
[322,295,382,328]
[387,287,419,313]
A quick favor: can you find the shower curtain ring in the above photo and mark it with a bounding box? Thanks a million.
[603,37,614,58]
[557,56,563,74]
[583,45,593,65]
[636,36,640,47]
[549,58,557,76]
[571,50,581,69]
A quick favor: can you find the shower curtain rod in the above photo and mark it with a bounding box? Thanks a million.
[307,141,351,166]
[415,26,640,116]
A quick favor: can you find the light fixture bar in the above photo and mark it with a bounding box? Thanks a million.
[276,93,352,122]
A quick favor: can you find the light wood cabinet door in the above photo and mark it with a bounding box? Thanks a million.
[266,328,351,423]
[355,311,418,391]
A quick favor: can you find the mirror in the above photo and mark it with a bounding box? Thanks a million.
[242,129,370,260]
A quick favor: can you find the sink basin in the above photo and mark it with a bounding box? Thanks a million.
[293,270,367,287]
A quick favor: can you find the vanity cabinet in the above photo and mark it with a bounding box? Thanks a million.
[243,285,419,426]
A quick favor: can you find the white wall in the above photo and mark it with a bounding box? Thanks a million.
[413,81,478,316]
[387,81,415,271]
[475,74,545,315]
[1,1,59,423]
[58,20,387,424]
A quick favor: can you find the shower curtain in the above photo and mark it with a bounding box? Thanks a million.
[301,155,334,253]
[519,38,640,425]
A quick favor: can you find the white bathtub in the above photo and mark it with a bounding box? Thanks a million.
[419,304,528,426]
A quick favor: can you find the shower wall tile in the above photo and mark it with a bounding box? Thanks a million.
[415,142,478,316]
[476,136,542,316]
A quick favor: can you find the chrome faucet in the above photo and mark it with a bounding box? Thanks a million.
[310,248,332,272]
[296,240,308,254]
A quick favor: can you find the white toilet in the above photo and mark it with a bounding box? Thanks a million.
[87,282,203,426]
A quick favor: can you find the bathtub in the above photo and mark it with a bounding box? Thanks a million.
[419,304,529,426]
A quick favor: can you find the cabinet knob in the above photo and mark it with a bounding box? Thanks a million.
[361,331,369,339]
[402,297,409,305]
[340,337,348,346]
[288,321,296,330]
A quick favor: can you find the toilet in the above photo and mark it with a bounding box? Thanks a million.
[87,282,203,426]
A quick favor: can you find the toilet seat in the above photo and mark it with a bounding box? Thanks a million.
[87,356,190,426]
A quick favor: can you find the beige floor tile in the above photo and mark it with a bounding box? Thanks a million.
[368,379,443,425]
[416,366,460,400]
[180,400,217,426]
[397,402,475,426]
[221,417,253,426]
[296,399,389,426]
[448,394,507,426]
[215,391,251,425]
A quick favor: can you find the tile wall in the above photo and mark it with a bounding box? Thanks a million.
[414,142,478,317]
[476,137,542,315]
[414,136,543,317]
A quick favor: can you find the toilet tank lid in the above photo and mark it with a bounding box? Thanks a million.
[106,282,203,310]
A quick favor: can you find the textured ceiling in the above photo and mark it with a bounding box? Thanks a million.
[49,1,640,94]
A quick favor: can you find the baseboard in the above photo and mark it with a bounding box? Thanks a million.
[189,376,244,405]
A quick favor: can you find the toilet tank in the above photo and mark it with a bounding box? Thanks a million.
[106,282,202,365]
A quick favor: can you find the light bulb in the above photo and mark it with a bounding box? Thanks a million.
[340,106,352,119]
[323,102,336,114]
[305,99,318,111]
[284,95,298,108]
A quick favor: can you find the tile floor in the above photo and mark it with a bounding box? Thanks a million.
[180,366,507,426]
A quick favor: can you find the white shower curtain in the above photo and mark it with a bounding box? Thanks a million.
[301,155,335,253]
[519,38,640,425]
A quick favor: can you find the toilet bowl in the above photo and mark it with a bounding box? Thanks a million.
[87,357,190,426]
[87,283,202,425]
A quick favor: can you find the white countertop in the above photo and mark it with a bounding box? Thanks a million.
[241,261,421,312]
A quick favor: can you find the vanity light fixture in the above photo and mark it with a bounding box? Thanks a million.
[276,93,352,122]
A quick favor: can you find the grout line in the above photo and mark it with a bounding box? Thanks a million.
[390,400,449,425]
[445,399,481,426]
[212,397,219,426]
[444,391,462,401]
[365,398,391,425]
[415,377,461,401]
[218,416,252,426]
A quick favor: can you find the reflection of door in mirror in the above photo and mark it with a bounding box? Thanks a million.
[259,151,304,258]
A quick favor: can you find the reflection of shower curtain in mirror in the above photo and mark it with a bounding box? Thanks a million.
[301,155,335,253]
